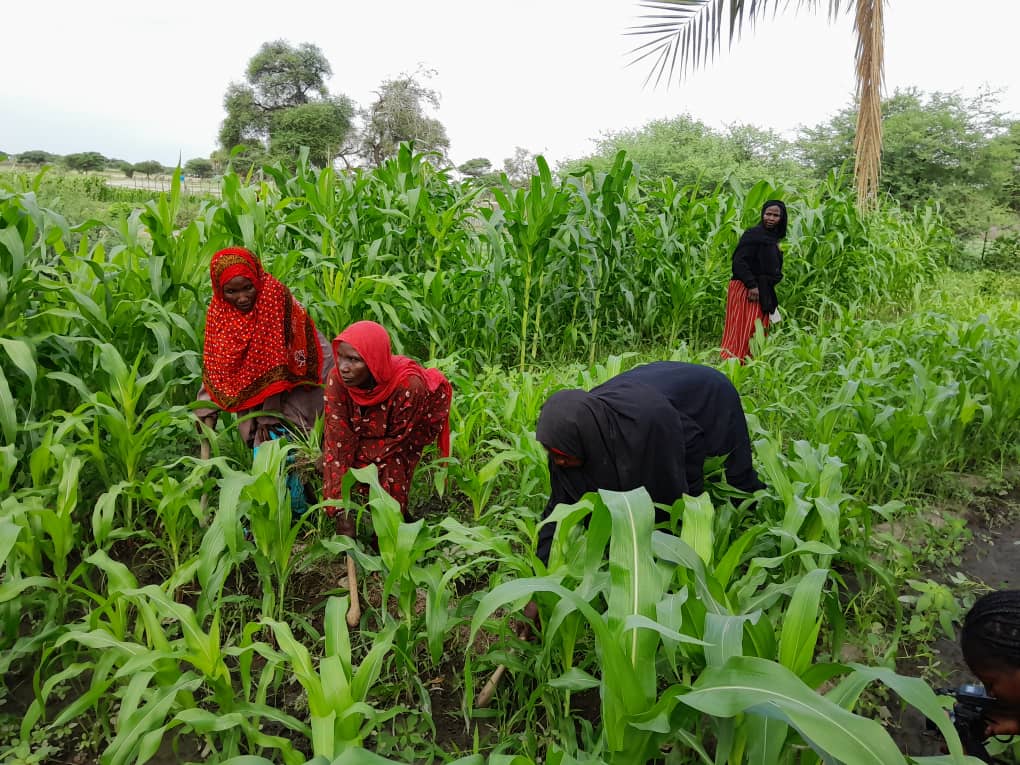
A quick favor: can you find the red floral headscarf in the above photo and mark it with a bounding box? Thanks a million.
[202,247,322,412]
[333,321,452,456]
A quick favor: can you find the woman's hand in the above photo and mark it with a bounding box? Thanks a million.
[986,713,1020,737]
[333,510,356,538]
[196,414,217,433]
[515,599,540,641]
[747,287,760,302]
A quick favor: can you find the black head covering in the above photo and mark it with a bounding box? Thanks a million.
[742,199,788,243]
[534,382,692,562]
[731,199,786,314]
[537,381,691,503]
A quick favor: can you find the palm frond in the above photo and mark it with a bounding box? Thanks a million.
[626,0,884,208]
[626,0,846,88]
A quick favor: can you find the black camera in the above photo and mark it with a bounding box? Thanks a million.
[928,684,1001,763]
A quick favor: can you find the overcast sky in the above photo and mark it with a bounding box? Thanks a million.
[2,1,1018,167]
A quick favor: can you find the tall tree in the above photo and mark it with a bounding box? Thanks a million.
[64,152,107,172]
[797,87,1018,233]
[628,0,884,207]
[502,147,541,188]
[184,157,215,179]
[18,150,60,165]
[219,40,355,167]
[359,70,450,167]
[270,98,356,168]
[246,40,331,108]
[133,161,165,178]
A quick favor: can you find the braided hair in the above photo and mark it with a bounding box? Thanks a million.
[961,590,1020,672]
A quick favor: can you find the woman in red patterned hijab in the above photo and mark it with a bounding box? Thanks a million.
[322,321,452,533]
[196,247,333,447]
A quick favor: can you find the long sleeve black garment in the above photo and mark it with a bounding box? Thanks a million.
[605,361,764,495]
[731,228,784,315]
[534,364,764,565]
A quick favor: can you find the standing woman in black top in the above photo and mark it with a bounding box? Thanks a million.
[720,200,787,361]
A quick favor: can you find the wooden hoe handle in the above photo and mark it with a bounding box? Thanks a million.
[345,554,362,628]
[475,663,506,709]
[199,438,211,511]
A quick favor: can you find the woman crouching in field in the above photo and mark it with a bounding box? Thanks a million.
[322,321,452,537]
[195,247,333,513]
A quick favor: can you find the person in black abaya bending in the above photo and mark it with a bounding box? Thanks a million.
[614,361,764,497]
[533,361,764,566]
[720,199,787,361]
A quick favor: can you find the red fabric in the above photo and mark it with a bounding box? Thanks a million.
[720,279,770,362]
[332,321,451,457]
[219,261,255,287]
[202,247,322,412]
[323,321,453,516]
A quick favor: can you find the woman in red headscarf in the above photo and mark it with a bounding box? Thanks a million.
[322,321,452,535]
[195,247,333,447]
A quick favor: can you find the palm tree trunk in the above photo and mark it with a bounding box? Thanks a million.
[852,0,885,209]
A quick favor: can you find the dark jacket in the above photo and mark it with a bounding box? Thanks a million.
[731,199,788,315]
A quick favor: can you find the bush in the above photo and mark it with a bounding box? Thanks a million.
[110,160,135,178]
[17,149,59,164]
[982,231,1020,271]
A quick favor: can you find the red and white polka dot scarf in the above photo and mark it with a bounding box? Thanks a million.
[202,247,322,412]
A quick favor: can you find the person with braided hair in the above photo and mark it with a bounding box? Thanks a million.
[961,589,1020,737]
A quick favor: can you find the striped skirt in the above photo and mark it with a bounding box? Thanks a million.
[720,280,769,361]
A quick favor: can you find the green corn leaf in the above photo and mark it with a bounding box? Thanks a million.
[744,715,790,765]
[0,367,16,443]
[548,666,601,691]
[679,491,715,565]
[85,549,138,592]
[601,488,661,694]
[0,337,36,389]
[704,611,759,667]
[351,622,398,702]
[0,516,21,569]
[678,655,907,765]
[847,664,974,763]
[0,575,56,603]
[778,568,828,676]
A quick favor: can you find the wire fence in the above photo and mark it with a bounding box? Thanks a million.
[106,174,221,197]
[0,161,223,198]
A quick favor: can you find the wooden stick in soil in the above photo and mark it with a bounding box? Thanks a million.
[346,554,362,628]
[476,604,538,708]
[475,663,506,709]
[199,437,211,511]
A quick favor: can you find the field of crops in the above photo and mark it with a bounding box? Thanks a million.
[2,150,1019,765]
